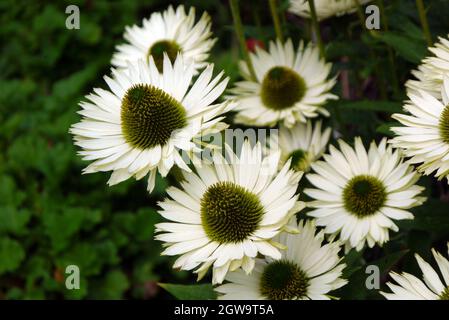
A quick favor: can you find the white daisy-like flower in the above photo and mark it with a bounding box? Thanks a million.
[288,0,372,21]
[111,5,215,73]
[391,77,449,184]
[215,219,347,300]
[70,54,231,192]
[155,141,304,284]
[304,137,426,251]
[406,35,449,97]
[275,120,332,172]
[381,243,449,300]
[230,39,337,128]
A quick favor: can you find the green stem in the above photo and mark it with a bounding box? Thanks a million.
[280,3,288,38]
[229,0,257,80]
[416,0,432,46]
[378,0,399,96]
[252,6,263,38]
[269,0,284,42]
[307,0,325,58]
[354,0,387,99]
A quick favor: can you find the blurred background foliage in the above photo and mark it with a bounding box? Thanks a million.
[0,0,448,299]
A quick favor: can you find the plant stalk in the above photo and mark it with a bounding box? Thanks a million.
[269,0,284,42]
[416,0,432,46]
[307,0,325,58]
[229,0,257,80]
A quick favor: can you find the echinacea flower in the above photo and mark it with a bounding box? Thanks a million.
[215,219,347,300]
[230,39,337,128]
[70,54,231,192]
[406,34,449,98]
[304,137,426,251]
[112,5,215,73]
[391,77,449,184]
[155,141,304,284]
[276,120,331,172]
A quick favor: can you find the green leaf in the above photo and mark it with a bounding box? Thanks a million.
[159,283,217,300]
[0,175,25,207]
[399,199,449,233]
[377,32,427,64]
[42,206,102,252]
[56,243,98,276]
[337,250,408,300]
[89,270,130,300]
[374,250,409,273]
[133,208,160,242]
[0,206,30,235]
[0,238,25,275]
[376,122,397,137]
[51,63,100,101]
[333,100,402,113]
[342,249,364,278]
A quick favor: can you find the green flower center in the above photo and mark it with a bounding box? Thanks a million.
[260,260,309,300]
[147,40,181,72]
[440,286,449,300]
[121,84,187,149]
[200,181,264,243]
[439,105,449,144]
[343,175,387,217]
[288,149,309,172]
[261,66,306,110]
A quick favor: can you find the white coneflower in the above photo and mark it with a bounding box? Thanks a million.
[406,34,449,97]
[230,39,337,128]
[275,120,331,172]
[112,5,215,73]
[215,219,347,300]
[304,137,426,251]
[70,54,231,192]
[381,243,449,300]
[289,0,372,21]
[155,141,304,284]
[391,77,449,184]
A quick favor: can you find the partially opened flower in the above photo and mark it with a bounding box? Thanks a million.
[275,120,331,172]
[391,77,449,184]
[155,141,304,284]
[215,219,347,300]
[406,34,449,97]
[304,137,426,251]
[112,5,215,73]
[70,54,231,192]
[381,243,449,300]
[289,0,372,21]
[230,39,337,128]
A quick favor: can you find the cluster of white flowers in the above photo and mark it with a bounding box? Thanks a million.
[70,3,449,300]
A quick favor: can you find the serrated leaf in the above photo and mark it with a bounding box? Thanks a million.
[0,175,25,207]
[42,206,102,252]
[89,270,130,300]
[56,243,98,277]
[0,206,30,235]
[377,32,427,63]
[159,283,217,300]
[0,238,25,275]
